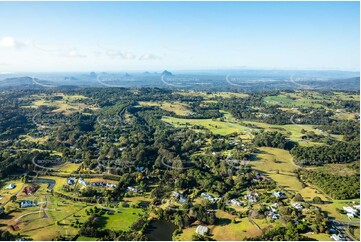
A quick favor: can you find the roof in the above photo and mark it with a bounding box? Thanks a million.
[196,225,209,235]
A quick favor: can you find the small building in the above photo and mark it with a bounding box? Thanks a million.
[67,177,75,185]
[135,167,145,172]
[195,225,209,236]
[330,234,344,241]
[268,211,280,220]
[291,203,303,210]
[273,191,286,198]
[200,193,219,202]
[127,186,138,193]
[78,178,88,187]
[230,199,243,206]
[6,183,15,190]
[21,200,35,208]
[106,183,117,188]
[343,206,358,217]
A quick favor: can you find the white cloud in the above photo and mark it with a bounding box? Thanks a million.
[139,54,161,61]
[0,36,28,49]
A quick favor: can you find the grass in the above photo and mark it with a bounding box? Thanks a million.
[56,162,81,173]
[77,236,98,241]
[250,147,303,192]
[19,135,49,144]
[162,116,250,135]
[138,101,191,116]
[25,93,92,115]
[102,207,143,231]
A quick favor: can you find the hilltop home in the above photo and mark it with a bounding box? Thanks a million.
[273,191,286,198]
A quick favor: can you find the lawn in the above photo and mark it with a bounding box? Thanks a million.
[102,207,143,231]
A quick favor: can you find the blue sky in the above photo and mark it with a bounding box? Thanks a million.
[0,1,359,72]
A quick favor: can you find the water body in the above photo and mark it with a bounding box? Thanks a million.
[145,220,177,241]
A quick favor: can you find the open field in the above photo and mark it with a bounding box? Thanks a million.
[162,116,250,135]
[175,91,249,99]
[138,101,191,116]
[102,207,144,231]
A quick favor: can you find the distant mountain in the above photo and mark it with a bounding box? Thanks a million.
[162,70,173,76]
[89,72,97,78]
[125,73,131,77]
[0,77,37,89]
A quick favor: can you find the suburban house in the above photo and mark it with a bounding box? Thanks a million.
[6,183,16,189]
[195,225,209,236]
[21,200,35,208]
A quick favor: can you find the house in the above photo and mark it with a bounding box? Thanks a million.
[135,167,145,172]
[343,206,358,217]
[273,191,285,198]
[21,200,35,208]
[91,182,105,187]
[268,211,280,220]
[270,203,278,212]
[244,192,259,203]
[200,193,219,202]
[6,183,15,190]
[195,225,209,236]
[172,191,180,198]
[78,178,88,187]
[127,187,138,193]
[67,179,74,185]
[106,183,117,188]
[230,199,243,206]
[330,234,344,241]
[291,203,303,210]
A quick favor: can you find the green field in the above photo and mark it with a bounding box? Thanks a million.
[102,207,144,231]
[162,116,250,135]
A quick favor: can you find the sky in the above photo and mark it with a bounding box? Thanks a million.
[0,1,359,72]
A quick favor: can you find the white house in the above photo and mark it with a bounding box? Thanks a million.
[21,200,35,208]
[230,199,243,206]
[343,206,358,217]
[200,193,219,202]
[330,234,344,241]
[106,183,117,188]
[78,178,88,187]
[6,183,15,190]
[291,203,303,210]
[273,191,285,198]
[127,186,138,193]
[195,225,209,236]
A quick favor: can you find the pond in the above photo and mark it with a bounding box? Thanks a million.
[145,220,177,241]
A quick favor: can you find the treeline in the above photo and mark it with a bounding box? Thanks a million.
[253,131,295,150]
[299,170,360,200]
[290,141,359,166]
